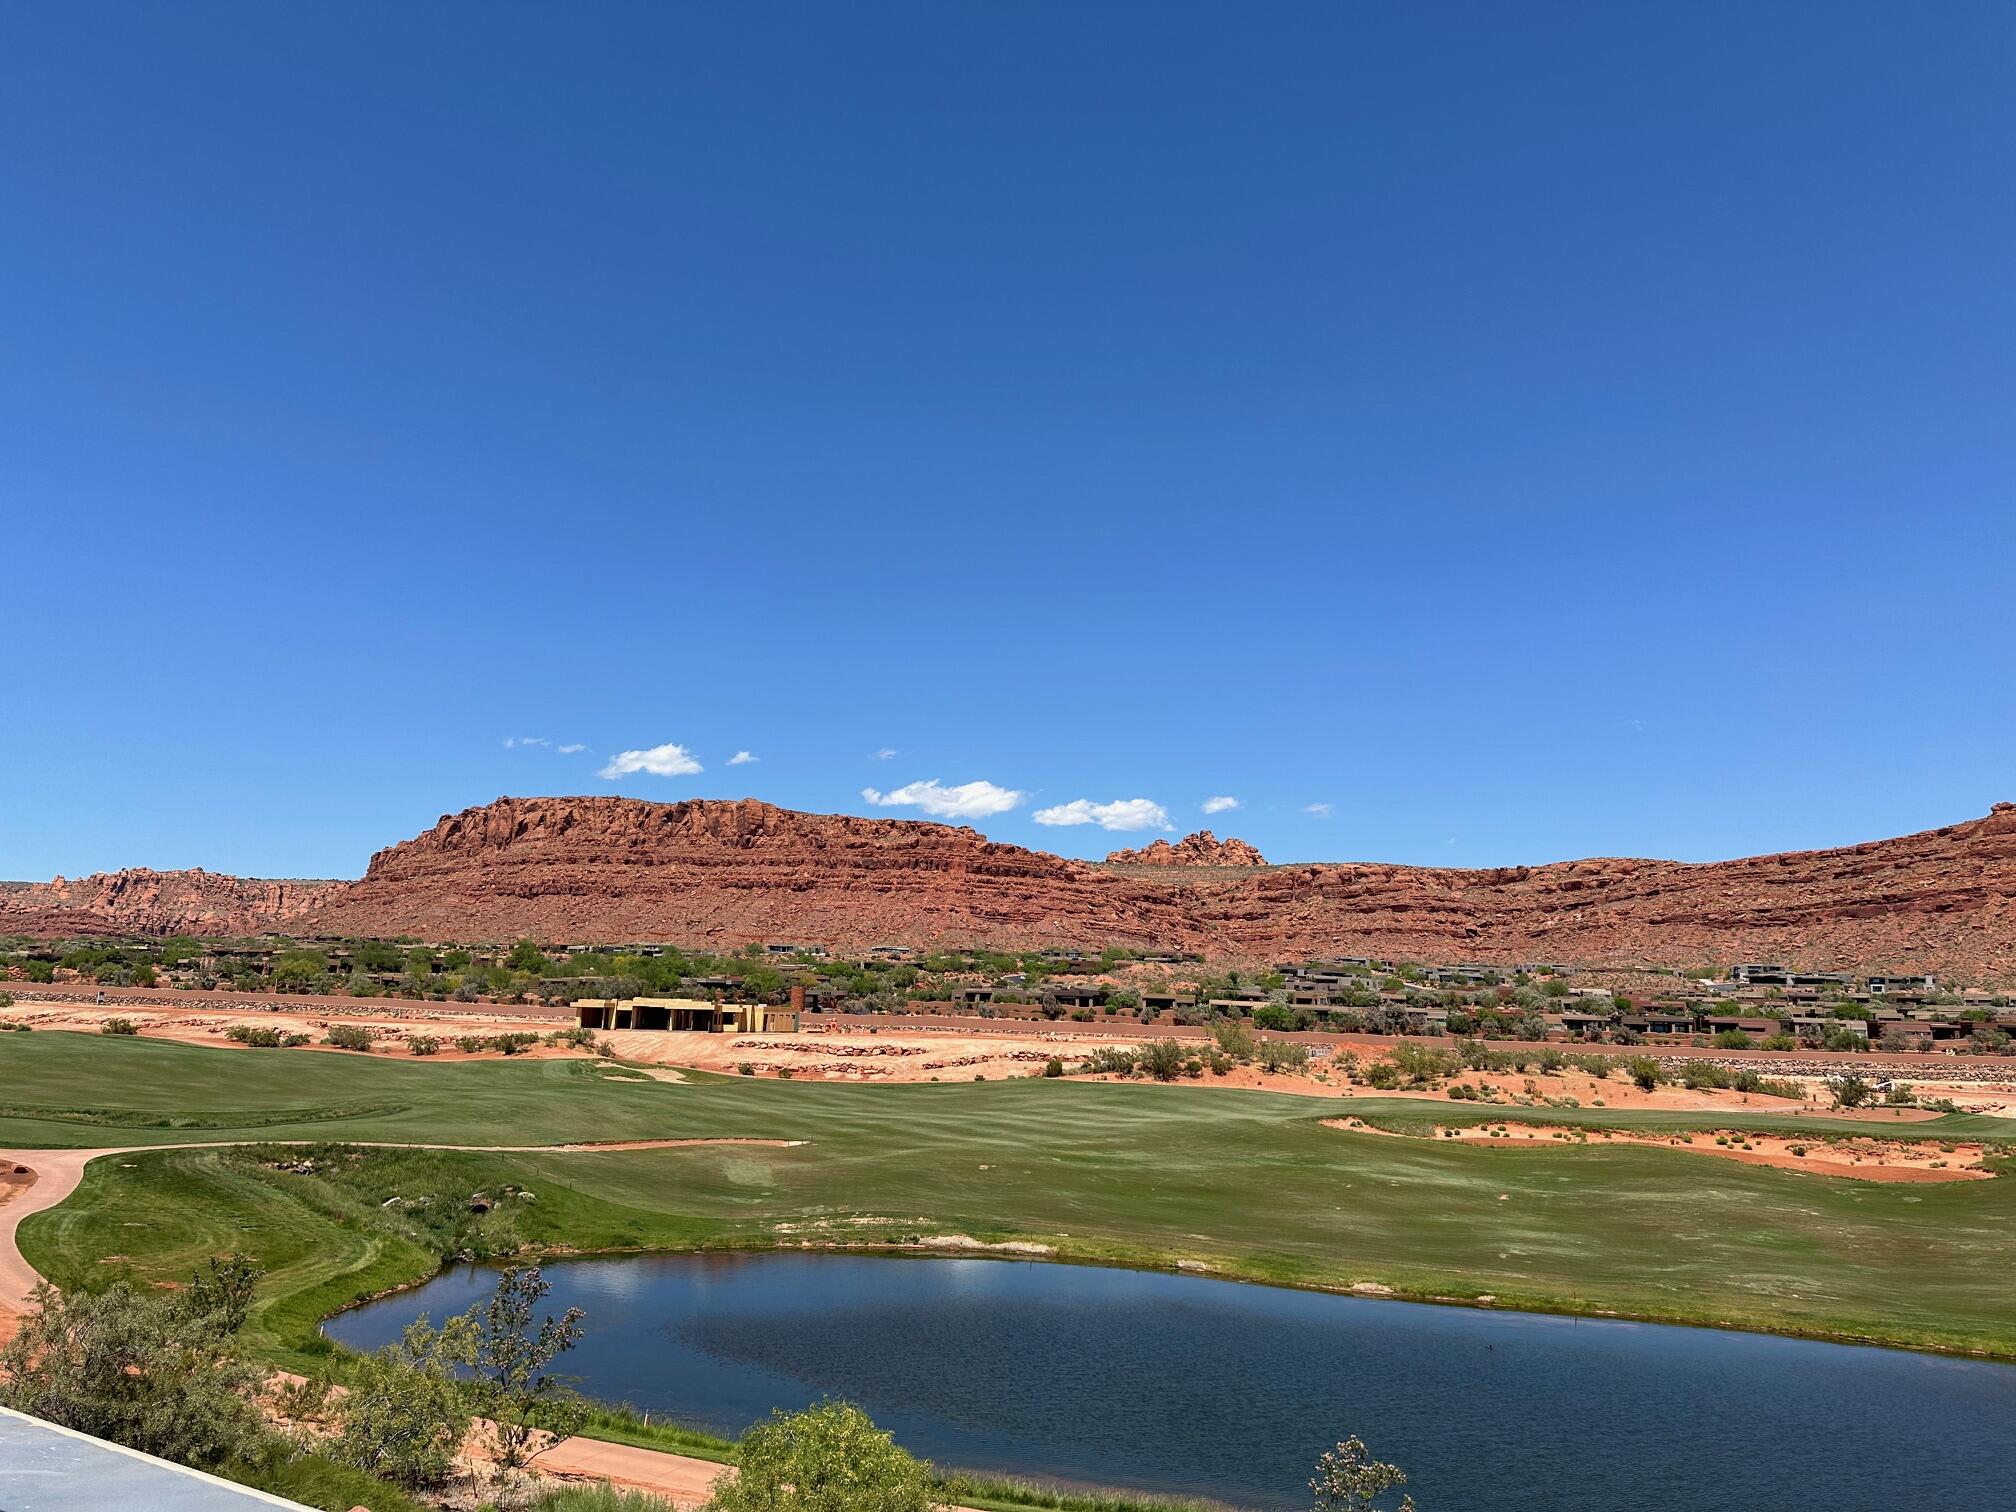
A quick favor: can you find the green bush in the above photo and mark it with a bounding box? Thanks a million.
[1139,1039,1187,1081]
[99,1017,138,1036]
[1625,1057,1665,1091]
[705,1401,933,1512]
[1257,1039,1309,1073]
[325,1025,374,1052]
[407,1035,441,1056]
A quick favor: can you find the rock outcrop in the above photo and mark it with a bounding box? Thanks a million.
[8,797,2016,980]
[1105,831,1268,868]
[0,869,342,939]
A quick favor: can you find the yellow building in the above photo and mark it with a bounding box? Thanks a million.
[573,996,799,1034]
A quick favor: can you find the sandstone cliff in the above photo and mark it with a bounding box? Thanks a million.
[8,797,2016,980]
[0,869,342,939]
[1105,831,1268,867]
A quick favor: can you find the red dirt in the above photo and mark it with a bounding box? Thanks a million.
[1324,1117,1995,1182]
[5,796,2016,974]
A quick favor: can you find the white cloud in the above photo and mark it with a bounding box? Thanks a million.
[503,736,549,749]
[558,743,586,755]
[599,742,704,779]
[1200,795,1242,815]
[728,750,759,766]
[861,779,1024,819]
[1303,802,1335,819]
[1032,798,1172,832]
[872,747,899,761]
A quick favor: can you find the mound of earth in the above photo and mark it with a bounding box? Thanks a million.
[7,798,2016,979]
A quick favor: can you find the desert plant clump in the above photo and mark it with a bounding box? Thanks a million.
[1257,1039,1309,1073]
[325,1024,374,1052]
[1625,1056,1666,1091]
[1140,1038,1188,1081]
[407,1034,441,1056]
[704,1400,934,1512]
[99,1017,139,1037]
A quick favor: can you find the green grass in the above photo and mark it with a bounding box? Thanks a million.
[10,1033,2016,1370]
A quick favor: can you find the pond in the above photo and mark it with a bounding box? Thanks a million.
[325,1253,2016,1512]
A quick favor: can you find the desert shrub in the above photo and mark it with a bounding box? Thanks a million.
[705,1400,933,1512]
[1712,1030,1754,1049]
[407,1035,441,1056]
[1082,1045,1138,1077]
[775,1067,795,1080]
[226,1024,285,1048]
[1831,1073,1874,1109]
[1042,1057,1064,1078]
[1625,1057,1666,1091]
[99,1017,139,1036]
[1140,1038,1188,1081]
[1257,1039,1309,1073]
[325,1024,374,1052]
[1206,1049,1232,1076]
[1680,1062,1728,1090]
[1364,1060,1401,1090]
[1387,1043,1458,1084]
[455,1036,487,1054]
[738,1063,756,1076]
[0,1257,267,1469]
[1884,1082,1917,1106]
[493,1032,539,1056]
[1210,1020,1257,1062]
[331,1316,473,1489]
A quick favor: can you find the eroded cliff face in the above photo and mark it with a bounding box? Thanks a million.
[9,797,2016,979]
[1105,831,1268,868]
[303,796,1205,951]
[1185,802,2016,972]
[0,869,342,938]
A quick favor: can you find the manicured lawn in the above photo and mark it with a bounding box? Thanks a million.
[9,1034,2016,1362]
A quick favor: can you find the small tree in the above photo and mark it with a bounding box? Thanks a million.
[461,1265,586,1479]
[1625,1056,1665,1092]
[1311,1435,1415,1512]
[706,1400,934,1512]
[506,938,551,974]
[1831,1073,1874,1109]
[333,1315,475,1490]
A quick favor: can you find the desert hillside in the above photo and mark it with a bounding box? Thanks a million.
[6,797,2016,978]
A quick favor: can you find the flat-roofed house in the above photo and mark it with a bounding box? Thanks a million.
[574,996,799,1034]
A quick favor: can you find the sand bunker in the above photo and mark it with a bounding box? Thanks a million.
[1323,1117,1996,1182]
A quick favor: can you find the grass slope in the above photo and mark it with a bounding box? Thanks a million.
[8,1035,2016,1363]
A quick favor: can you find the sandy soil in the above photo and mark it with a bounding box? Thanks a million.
[1,999,591,1060]
[1324,1116,1994,1182]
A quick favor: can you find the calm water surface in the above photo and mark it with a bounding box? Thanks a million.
[326,1253,2016,1512]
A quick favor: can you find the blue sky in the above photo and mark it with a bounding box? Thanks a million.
[3,2,2011,880]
